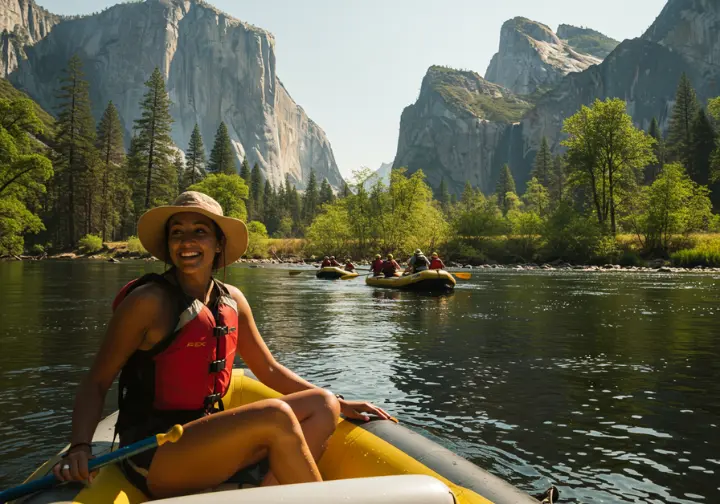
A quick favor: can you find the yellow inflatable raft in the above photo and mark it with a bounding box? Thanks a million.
[366,269,456,291]
[316,267,357,280]
[15,370,536,504]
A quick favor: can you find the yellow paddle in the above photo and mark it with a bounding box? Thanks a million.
[452,272,472,280]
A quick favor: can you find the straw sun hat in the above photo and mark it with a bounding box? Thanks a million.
[137,191,248,268]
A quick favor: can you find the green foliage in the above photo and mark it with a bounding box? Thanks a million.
[623,163,712,253]
[561,28,619,58]
[245,220,269,258]
[319,177,335,206]
[250,163,264,220]
[0,197,45,255]
[126,235,146,254]
[55,55,98,246]
[0,79,54,134]
[532,137,552,187]
[187,174,249,221]
[523,177,549,216]
[495,164,516,215]
[239,157,251,184]
[306,169,448,257]
[543,202,602,262]
[427,66,532,123]
[691,108,715,186]
[646,117,664,183]
[96,101,126,241]
[184,124,207,188]
[562,98,656,234]
[132,67,175,212]
[667,73,699,175]
[208,122,237,175]
[78,233,103,253]
[507,209,543,260]
[302,169,319,224]
[671,242,720,268]
[452,190,508,237]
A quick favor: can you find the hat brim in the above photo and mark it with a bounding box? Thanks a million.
[137,206,248,268]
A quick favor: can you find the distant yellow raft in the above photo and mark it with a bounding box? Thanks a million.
[317,267,357,279]
[366,269,456,291]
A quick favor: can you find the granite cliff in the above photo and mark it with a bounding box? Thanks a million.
[0,0,61,77]
[4,0,342,189]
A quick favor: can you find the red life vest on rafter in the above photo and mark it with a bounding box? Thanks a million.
[430,258,445,270]
[112,273,238,433]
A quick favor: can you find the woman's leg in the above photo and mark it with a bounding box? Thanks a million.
[146,398,321,498]
[280,388,341,460]
[261,388,341,486]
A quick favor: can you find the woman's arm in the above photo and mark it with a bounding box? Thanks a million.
[54,285,166,482]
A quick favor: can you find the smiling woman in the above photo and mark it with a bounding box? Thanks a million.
[50,190,393,500]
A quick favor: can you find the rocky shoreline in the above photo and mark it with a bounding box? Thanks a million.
[3,253,717,274]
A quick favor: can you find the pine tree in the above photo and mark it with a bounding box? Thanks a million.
[437,178,450,211]
[495,164,516,214]
[184,124,206,188]
[667,73,699,175]
[646,117,664,183]
[96,101,125,241]
[173,151,185,194]
[341,181,351,198]
[208,122,236,175]
[319,177,335,206]
[55,55,97,246]
[532,137,552,187]
[250,163,264,221]
[239,156,251,184]
[549,154,567,204]
[302,169,319,224]
[133,67,175,211]
[691,108,716,186]
[263,180,280,234]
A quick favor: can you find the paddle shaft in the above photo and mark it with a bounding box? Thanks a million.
[0,425,182,503]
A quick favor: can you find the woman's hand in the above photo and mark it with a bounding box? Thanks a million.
[339,399,397,423]
[52,446,96,484]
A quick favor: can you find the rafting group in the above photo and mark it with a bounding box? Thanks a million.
[1,192,536,504]
[315,250,458,291]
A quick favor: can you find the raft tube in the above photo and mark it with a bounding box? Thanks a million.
[316,267,357,280]
[16,369,537,504]
[366,269,456,291]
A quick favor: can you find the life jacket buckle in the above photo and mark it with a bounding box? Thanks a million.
[209,359,226,373]
[213,326,229,337]
[204,393,222,408]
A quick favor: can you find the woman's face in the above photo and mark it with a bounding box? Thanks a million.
[167,212,221,274]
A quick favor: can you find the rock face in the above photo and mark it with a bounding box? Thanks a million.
[0,0,61,77]
[392,66,528,195]
[556,24,619,59]
[396,0,720,195]
[517,0,720,179]
[6,0,342,189]
[643,0,720,95]
[485,17,601,95]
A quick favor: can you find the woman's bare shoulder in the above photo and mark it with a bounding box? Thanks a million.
[116,281,173,316]
[222,283,251,314]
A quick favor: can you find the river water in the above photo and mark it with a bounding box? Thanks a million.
[0,261,718,503]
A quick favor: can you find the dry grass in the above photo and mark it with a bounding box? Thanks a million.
[266,238,306,258]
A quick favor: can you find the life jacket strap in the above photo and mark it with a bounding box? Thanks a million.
[209,359,226,373]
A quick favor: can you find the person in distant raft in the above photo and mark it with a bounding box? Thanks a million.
[371,254,384,276]
[320,256,331,268]
[53,192,392,498]
[382,254,401,277]
[344,258,356,272]
[429,252,446,270]
[405,249,430,274]
[329,256,341,267]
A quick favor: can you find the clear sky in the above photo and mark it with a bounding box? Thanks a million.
[39,0,667,177]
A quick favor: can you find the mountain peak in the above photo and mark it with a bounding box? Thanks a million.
[485,16,601,95]
[556,24,619,58]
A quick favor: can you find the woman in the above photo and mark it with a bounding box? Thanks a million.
[53,192,392,498]
[429,252,446,270]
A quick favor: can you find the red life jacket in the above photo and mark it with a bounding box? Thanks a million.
[112,273,238,435]
[321,260,331,267]
[371,259,384,274]
[430,258,444,270]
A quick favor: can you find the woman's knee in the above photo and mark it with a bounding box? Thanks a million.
[311,389,341,424]
[261,398,301,430]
